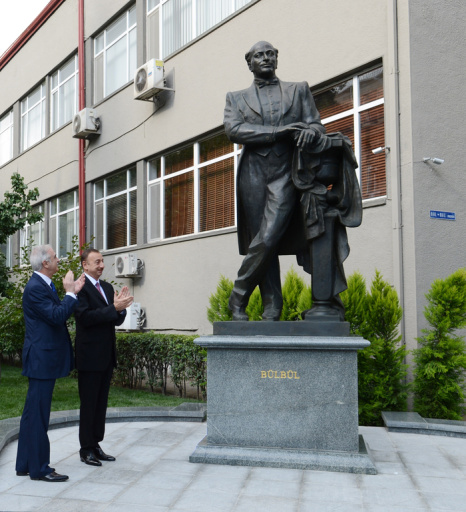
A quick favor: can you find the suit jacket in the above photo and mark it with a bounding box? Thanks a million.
[224,79,325,255]
[74,277,126,372]
[21,272,76,379]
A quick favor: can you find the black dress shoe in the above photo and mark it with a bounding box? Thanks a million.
[80,450,102,466]
[94,445,116,461]
[31,471,69,482]
[16,471,28,476]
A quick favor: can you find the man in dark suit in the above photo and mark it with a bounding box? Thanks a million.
[224,41,326,320]
[75,248,133,466]
[15,245,85,482]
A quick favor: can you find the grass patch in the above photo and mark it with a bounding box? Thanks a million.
[0,364,201,421]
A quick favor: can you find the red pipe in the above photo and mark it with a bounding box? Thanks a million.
[78,0,86,250]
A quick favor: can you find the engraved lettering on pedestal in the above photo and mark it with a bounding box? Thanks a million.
[260,370,300,379]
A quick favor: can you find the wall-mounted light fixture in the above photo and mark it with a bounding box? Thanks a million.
[423,157,444,165]
[372,146,390,155]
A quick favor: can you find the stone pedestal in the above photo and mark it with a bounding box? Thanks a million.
[190,325,377,474]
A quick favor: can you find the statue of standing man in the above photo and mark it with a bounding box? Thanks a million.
[224,41,362,322]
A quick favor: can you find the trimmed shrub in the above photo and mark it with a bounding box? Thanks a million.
[412,268,466,420]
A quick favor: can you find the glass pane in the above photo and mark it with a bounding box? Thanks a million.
[95,180,104,200]
[164,146,193,175]
[359,67,383,105]
[360,104,386,199]
[58,190,75,212]
[49,216,56,247]
[107,171,127,196]
[148,158,161,180]
[21,98,27,115]
[94,53,104,104]
[200,157,234,232]
[130,189,137,245]
[164,171,194,238]
[162,0,193,57]
[51,91,59,131]
[148,0,160,11]
[51,71,58,90]
[28,86,42,108]
[58,211,75,257]
[196,0,231,34]
[0,125,12,165]
[235,0,252,8]
[199,132,233,163]
[128,5,137,27]
[129,167,137,188]
[106,13,127,46]
[95,201,104,250]
[27,103,42,148]
[323,115,354,148]
[61,77,76,125]
[149,182,161,240]
[107,194,127,249]
[60,57,76,82]
[50,198,57,215]
[30,221,42,246]
[105,36,127,95]
[314,78,353,120]
[129,28,137,82]
[147,7,160,60]
[95,32,104,54]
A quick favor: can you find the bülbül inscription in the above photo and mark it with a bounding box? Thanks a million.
[261,370,300,380]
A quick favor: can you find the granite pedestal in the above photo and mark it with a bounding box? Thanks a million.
[190,323,376,474]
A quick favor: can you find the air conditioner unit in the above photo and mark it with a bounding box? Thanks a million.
[115,253,139,277]
[72,108,100,139]
[134,59,165,100]
[117,303,142,330]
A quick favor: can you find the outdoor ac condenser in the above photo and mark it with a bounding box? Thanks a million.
[114,253,139,277]
[134,59,165,100]
[72,108,100,138]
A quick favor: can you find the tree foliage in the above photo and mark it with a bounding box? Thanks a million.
[412,268,466,420]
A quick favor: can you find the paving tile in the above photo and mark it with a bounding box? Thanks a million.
[301,484,362,506]
[171,488,239,512]
[250,465,303,483]
[412,475,466,494]
[241,476,301,500]
[421,491,466,511]
[59,481,126,503]
[361,487,427,509]
[115,483,182,507]
[302,470,360,488]
[37,498,109,512]
[234,495,299,512]
[298,500,363,512]
[0,493,50,510]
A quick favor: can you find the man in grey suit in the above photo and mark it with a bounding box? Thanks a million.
[224,41,326,320]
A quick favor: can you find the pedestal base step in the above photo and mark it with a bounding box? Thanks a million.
[190,435,377,475]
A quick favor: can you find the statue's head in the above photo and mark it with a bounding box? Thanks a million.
[245,41,278,79]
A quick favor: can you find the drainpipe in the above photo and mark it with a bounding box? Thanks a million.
[78,0,86,249]
[388,0,405,338]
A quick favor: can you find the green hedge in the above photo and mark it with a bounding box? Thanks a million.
[114,332,206,400]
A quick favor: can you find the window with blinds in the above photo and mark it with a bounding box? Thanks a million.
[94,167,137,250]
[148,131,239,241]
[313,66,386,200]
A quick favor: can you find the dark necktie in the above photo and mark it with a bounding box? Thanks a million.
[50,282,57,295]
[254,77,279,88]
[95,281,104,297]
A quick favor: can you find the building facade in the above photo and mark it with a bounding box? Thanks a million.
[0,0,465,361]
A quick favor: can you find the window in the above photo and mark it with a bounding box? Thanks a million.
[148,132,238,241]
[313,66,385,200]
[94,6,137,102]
[147,0,253,59]
[19,205,44,264]
[0,110,13,165]
[51,55,79,132]
[49,190,79,258]
[0,237,12,268]
[21,83,46,151]
[94,168,137,250]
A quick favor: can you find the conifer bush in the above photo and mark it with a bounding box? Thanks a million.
[412,268,466,420]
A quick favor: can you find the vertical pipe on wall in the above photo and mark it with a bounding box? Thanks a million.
[78,0,86,249]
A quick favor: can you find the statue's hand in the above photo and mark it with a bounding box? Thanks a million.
[275,123,308,139]
[296,128,321,148]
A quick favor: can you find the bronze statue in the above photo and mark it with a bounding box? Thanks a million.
[224,41,362,322]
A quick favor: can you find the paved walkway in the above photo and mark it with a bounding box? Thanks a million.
[1,421,466,511]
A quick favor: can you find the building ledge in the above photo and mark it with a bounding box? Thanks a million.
[382,411,466,438]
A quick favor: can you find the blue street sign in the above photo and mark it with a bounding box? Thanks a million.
[430,210,456,221]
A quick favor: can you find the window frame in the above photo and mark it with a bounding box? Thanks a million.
[94,167,138,251]
[146,0,254,59]
[147,131,241,242]
[50,55,79,132]
[0,110,13,166]
[94,6,137,101]
[20,82,46,152]
[313,65,386,201]
[19,205,44,265]
[49,189,80,258]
